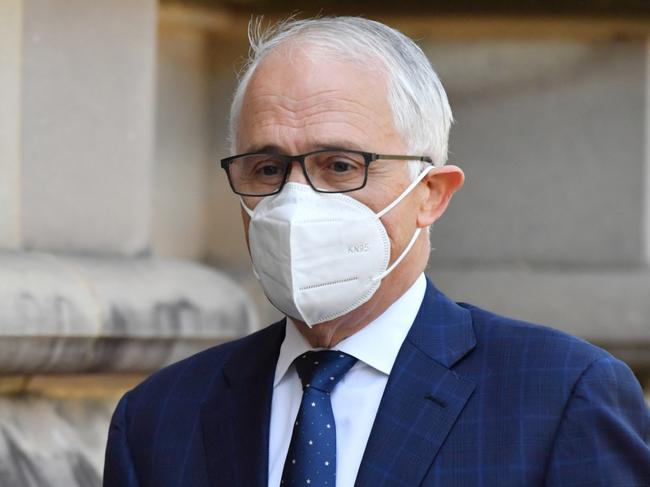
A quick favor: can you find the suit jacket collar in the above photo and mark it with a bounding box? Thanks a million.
[200,319,286,487]
[221,320,287,388]
[200,277,477,487]
[407,277,477,368]
[354,278,477,486]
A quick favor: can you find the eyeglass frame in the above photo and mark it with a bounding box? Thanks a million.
[219,148,433,197]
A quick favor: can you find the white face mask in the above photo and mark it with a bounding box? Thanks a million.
[242,166,433,327]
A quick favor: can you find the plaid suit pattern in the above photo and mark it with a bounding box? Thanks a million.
[104,279,650,487]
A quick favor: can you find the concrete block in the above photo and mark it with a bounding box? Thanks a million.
[153,24,215,260]
[20,0,157,255]
[0,0,22,249]
[427,40,646,266]
[0,251,257,373]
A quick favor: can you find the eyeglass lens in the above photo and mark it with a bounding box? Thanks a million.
[228,150,367,195]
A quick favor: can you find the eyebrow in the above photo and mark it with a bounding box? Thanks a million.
[318,141,365,152]
[242,140,365,155]
[243,144,282,154]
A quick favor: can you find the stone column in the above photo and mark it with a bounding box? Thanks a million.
[19,0,156,254]
[646,39,650,266]
[0,0,22,249]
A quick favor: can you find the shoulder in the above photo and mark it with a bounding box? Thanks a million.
[454,302,635,406]
[456,301,648,424]
[124,320,285,411]
[460,302,611,368]
[442,305,650,482]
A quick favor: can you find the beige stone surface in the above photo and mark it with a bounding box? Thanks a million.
[646,40,650,265]
[0,395,113,487]
[153,24,213,260]
[0,0,22,249]
[20,0,156,255]
[429,40,646,266]
[0,251,257,373]
[153,15,247,263]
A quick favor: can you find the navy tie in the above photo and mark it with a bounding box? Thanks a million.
[281,350,357,487]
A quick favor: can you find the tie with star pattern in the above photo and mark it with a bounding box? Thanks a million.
[280,350,358,487]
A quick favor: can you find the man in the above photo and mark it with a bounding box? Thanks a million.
[104,17,650,486]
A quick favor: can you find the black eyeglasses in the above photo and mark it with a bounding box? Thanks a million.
[220,149,432,197]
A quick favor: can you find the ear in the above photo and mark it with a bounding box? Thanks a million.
[416,165,464,228]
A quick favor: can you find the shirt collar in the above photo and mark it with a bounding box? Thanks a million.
[273,273,427,387]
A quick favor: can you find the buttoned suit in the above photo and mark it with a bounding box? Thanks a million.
[104,279,650,486]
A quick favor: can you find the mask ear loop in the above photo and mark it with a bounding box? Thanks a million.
[239,197,261,278]
[372,164,435,282]
[372,227,421,282]
[239,197,254,217]
[376,164,434,219]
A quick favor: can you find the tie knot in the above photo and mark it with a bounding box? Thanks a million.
[294,350,357,393]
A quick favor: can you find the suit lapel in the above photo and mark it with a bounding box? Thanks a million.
[200,320,286,487]
[355,279,477,487]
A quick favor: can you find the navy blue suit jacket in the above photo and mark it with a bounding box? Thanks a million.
[104,279,650,486]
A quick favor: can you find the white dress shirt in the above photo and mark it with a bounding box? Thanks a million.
[268,273,426,487]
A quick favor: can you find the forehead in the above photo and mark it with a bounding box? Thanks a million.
[236,43,403,154]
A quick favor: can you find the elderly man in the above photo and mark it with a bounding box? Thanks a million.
[104,17,650,486]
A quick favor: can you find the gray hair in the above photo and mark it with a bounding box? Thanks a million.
[228,16,453,180]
